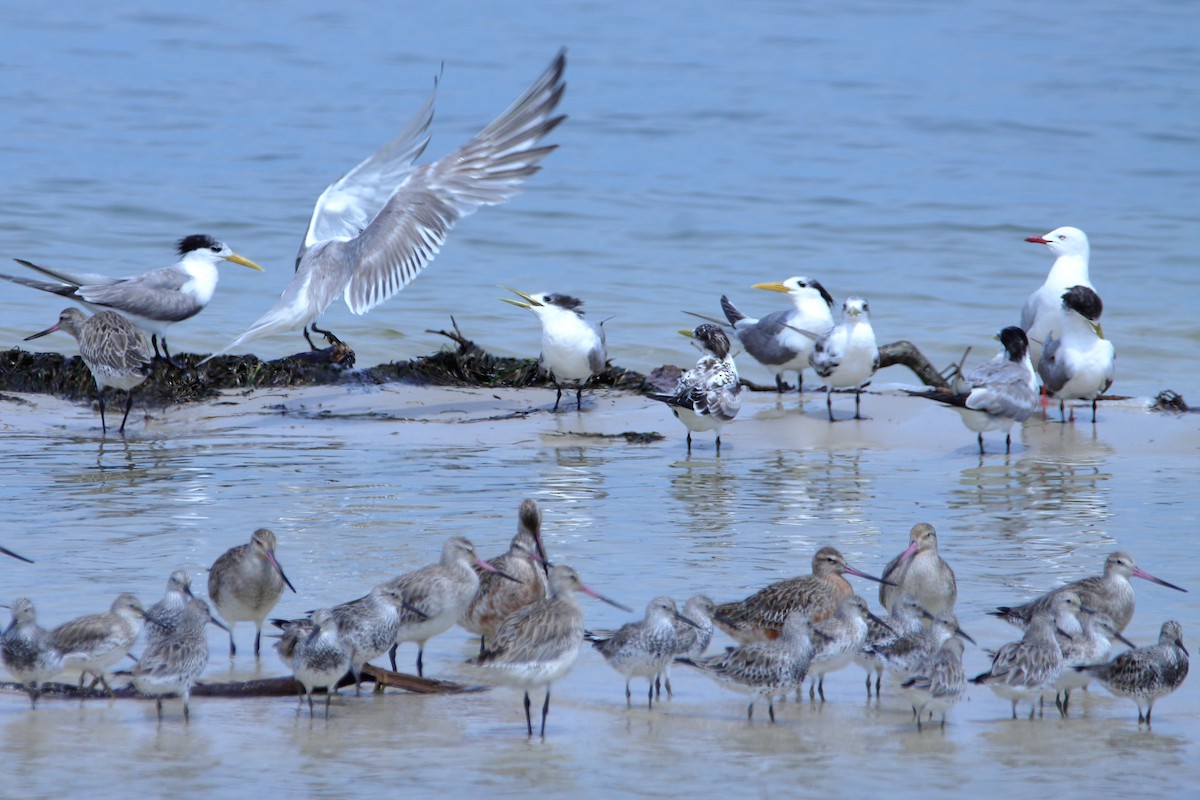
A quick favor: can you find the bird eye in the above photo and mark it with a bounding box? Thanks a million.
[1057,234,1066,241]
[210,245,222,252]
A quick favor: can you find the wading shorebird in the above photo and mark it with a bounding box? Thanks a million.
[50,593,144,695]
[468,564,630,737]
[587,596,698,710]
[1,598,62,707]
[990,551,1187,633]
[1076,620,1188,725]
[25,308,154,434]
[133,596,228,721]
[879,523,957,618]
[714,546,890,643]
[208,528,297,658]
[460,499,549,654]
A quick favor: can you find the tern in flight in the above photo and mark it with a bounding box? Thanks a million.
[208,50,567,359]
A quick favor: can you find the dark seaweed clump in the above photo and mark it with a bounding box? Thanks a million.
[0,327,652,409]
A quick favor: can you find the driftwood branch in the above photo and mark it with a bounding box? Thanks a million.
[877,340,951,391]
[0,665,484,702]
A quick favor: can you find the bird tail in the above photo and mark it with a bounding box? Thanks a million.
[986,607,1026,627]
[200,299,307,363]
[0,272,79,298]
[682,309,730,328]
[720,295,746,326]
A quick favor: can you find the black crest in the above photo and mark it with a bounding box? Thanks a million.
[806,278,835,310]
[1062,285,1103,322]
[544,294,585,312]
[177,234,222,256]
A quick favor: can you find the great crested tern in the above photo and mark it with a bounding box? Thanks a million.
[25,307,154,434]
[808,296,879,421]
[209,50,567,359]
[502,288,607,411]
[1021,225,1093,366]
[652,324,741,453]
[1037,285,1115,423]
[909,326,1038,454]
[5,235,263,364]
[719,276,834,393]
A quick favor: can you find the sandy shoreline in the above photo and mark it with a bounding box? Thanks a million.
[3,382,1195,456]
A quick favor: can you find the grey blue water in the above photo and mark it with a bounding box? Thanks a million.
[0,2,1197,798]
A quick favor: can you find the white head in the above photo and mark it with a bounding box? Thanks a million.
[1026,226,1089,261]
[841,296,870,322]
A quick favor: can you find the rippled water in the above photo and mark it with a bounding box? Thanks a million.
[1,1,1198,798]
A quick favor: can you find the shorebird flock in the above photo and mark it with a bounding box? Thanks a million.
[2,49,1115,453]
[1,509,1189,735]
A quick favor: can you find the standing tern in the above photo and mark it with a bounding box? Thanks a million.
[652,324,741,453]
[209,50,567,359]
[25,308,154,435]
[502,288,607,411]
[5,235,263,364]
[1037,285,1115,423]
[909,326,1039,454]
[718,277,834,393]
[808,296,879,421]
[1021,226,1093,366]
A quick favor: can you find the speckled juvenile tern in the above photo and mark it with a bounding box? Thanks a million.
[719,276,834,393]
[5,235,262,364]
[1021,226,1093,366]
[652,324,741,453]
[208,50,567,359]
[502,288,607,411]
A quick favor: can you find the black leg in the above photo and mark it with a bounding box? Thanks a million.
[1091,399,1098,423]
[160,337,185,369]
[416,647,424,678]
[310,323,343,346]
[254,628,262,658]
[307,692,315,718]
[1005,433,1012,454]
[388,643,398,672]
[576,387,583,411]
[686,432,692,453]
[826,391,834,422]
[552,385,563,412]
[524,691,533,736]
[854,389,863,420]
[540,688,550,737]
[775,375,786,394]
[715,435,722,455]
[97,389,108,434]
[768,698,775,723]
[647,681,653,710]
[229,631,236,657]
[303,327,319,351]
[624,680,631,708]
[119,391,135,433]
[818,676,825,702]
[977,433,984,454]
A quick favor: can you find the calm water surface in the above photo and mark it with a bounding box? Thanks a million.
[1,1,1198,798]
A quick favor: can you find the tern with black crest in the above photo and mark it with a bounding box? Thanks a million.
[503,288,607,411]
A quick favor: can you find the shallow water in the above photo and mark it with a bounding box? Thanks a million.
[1,1,1198,797]
[1,388,1198,798]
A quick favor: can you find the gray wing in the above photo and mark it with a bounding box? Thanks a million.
[586,320,608,374]
[298,78,437,264]
[12,258,117,289]
[339,51,566,315]
[964,354,1037,421]
[76,267,198,322]
[1036,332,1068,393]
[734,310,802,367]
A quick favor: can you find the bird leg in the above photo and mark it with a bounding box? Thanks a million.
[523,691,534,736]
[118,390,135,434]
[575,386,583,411]
[854,389,863,420]
[686,432,693,453]
[416,646,424,678]
[552,384,563,412]
[229,629,237,657]
[646,680,653,710]
[156,336,186,369]
[625,680,632,708]
[388,643,399,672]
[826,390,835,422]
[254,627,262,658]
[768,697,776,723]
[97,388,108,435]
[307,323,345,349]
[540,688,551,737]
[716,435,722,455]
